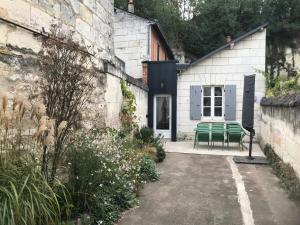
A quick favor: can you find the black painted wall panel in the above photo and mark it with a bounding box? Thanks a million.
[146,61,177,141]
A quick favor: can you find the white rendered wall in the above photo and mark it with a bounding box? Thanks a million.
[177,29,266,139]
[105,74,148,128]
[260,106,300,178]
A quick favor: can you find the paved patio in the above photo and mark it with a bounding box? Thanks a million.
[118,151,300,225]
[165,141,265,157]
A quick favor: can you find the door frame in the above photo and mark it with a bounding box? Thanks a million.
[153,94,172,138]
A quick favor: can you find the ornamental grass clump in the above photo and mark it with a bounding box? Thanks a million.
[0,93,68,179]
[0,93,72,225]
[67,128,159,225]
[0,163,71,225]
[135,127,166,162]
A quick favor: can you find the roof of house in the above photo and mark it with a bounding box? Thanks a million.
[114,8,175,60]
[187,23,269,69]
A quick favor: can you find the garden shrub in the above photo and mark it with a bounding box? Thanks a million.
[156,144,166,163]
[140,156,160,182]
[0,162,71,225]
[67,128,159,225]
[264,145,300,200]
[264,71,300,97]
[135,127,166,162]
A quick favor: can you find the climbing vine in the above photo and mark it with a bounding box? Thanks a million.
[120,80,137,131]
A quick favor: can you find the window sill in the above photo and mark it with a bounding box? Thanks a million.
[201,117,225,123]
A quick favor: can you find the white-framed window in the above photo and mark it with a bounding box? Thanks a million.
[202,86,224,118]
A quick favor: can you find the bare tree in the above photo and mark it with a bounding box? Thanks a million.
[39,24,95,184]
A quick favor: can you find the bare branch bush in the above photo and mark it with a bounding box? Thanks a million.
[38,24,95,184]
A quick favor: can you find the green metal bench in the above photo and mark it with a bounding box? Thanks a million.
[193,122,247,150]
[194,123,210,148]
[226,123,246,151]
[211,123,226,149]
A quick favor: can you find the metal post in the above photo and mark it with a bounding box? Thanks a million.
[248,129,254,160]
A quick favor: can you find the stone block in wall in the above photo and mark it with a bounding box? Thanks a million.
[212,57,229,66]
[69,0,80,14]
[76,18,92,41]
[30,6,55,32]
[36,0,60,18]
[83,0,96,11]
[80,3,93,25]
[0,0,31,25]
[60,2,76,26]
[0,24,8,45]
[236,49,250,57]
[6,28,41,53]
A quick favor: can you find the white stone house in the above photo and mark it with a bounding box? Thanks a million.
[114,6,174,80]
[140,24,267,141]
[176,24,267,140]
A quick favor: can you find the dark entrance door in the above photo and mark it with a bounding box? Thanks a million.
[145,61,177,141]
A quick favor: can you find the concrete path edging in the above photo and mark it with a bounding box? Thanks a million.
[227,157,255,225]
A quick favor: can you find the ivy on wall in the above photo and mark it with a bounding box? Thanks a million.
[120,80,137,131]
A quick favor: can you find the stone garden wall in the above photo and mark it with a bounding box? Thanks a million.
[260,94,300,177]
[0,0,148,128]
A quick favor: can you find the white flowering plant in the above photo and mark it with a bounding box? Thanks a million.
[66,128,159,224]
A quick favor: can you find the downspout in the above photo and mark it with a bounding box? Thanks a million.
[147,23,153,59]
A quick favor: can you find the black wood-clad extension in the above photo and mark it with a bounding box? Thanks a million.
[145,61,177,141]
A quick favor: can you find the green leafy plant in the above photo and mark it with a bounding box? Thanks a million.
[66,128,159,225]
[0,162,71,225]
[140,156,160,182]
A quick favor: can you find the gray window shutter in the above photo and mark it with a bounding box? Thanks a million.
[225,85,236,121]
[190,85,202,120]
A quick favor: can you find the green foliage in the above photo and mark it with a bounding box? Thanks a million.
[156,145,166,163]
[0,162,71,225]
[135,127,166,162]
[66,128,159,225]
[140,156,160,182]
[135,126,155,143]
[264,145,300,200]
[120,80,137,131]
[264,71,300,97]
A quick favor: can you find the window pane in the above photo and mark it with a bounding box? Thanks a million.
[156,97,170,130]
[204,107,211,116]
[204,97,211,106]
[215,97,222,106]
[215,87,222,96]
[204,87,211,96]
[214,107,222,117]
